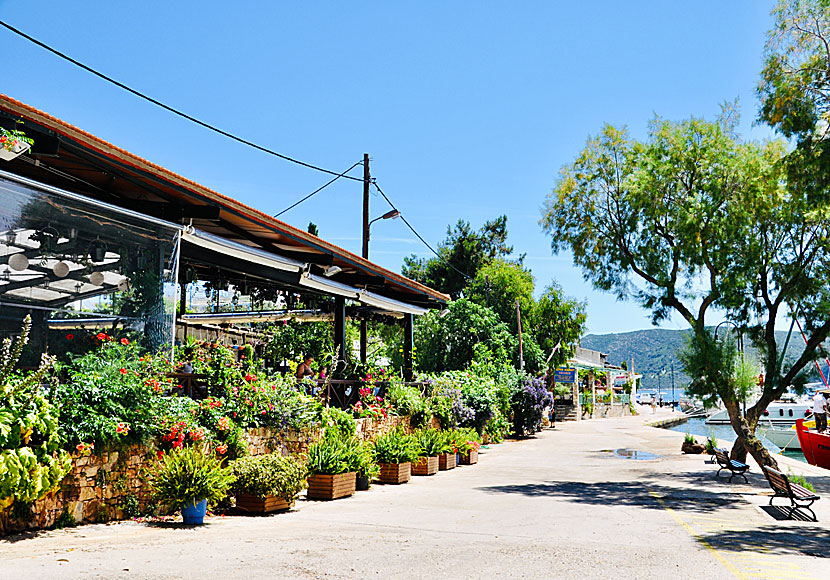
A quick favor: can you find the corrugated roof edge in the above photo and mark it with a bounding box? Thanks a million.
[0,94,449,304]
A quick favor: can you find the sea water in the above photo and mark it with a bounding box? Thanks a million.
[666,417,806,463]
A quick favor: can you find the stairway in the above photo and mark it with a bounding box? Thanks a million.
[554,402,579,422]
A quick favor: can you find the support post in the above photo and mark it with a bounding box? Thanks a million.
[403,313,414,382]
[334,296,346,375]
[360,153,370,364]
[515,299,524,370]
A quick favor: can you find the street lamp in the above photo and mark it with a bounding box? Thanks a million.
[365,209,400,247]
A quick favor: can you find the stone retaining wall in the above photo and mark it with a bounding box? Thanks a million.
[0,415,412,537]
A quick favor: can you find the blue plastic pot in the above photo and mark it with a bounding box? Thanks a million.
[181,499,207,525]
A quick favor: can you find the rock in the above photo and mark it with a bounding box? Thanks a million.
[681,441,705,454]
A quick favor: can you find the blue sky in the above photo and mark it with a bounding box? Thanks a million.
[0,1,778,334]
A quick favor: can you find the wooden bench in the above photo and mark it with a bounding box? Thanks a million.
[762,466,821,521]
[712,448,749,483]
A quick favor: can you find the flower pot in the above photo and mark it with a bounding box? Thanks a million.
[0,141,30,162]
[681,441,705,454]
[438,452,457,470]
[307,472,356,500]
[412,456,439,476]
[235,492,294,513]
[459,450,479,465]
[181,499,208,525]
[379,462,411,484]
[356,475,370,491]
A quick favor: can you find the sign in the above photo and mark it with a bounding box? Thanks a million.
[553,368,577,383]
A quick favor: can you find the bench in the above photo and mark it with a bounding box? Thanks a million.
[762,466,821,521]
[712,448,749,483]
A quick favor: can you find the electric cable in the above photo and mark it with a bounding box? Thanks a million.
[372,181,471,281]
[0,19,363,182]
[275,160,363,217]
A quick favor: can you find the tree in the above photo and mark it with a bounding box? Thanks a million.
[414,298,515,375]
[534,283,587,371]
[540,114,830,469]
[465,259,535,335]
[402,216,513,298]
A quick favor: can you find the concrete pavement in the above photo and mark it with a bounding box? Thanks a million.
[2,409,829,579]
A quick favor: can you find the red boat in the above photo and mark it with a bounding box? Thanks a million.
[795,419,830,469]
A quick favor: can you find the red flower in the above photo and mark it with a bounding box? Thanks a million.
[96,332,107,341]
[120,338,129,345]
[66,333,74,340]
[119,368,127,374]
[216,444,228,455]
[244,373,255,382]
[116,422,130,434]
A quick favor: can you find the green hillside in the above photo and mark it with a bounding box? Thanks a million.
[580,329,823,392]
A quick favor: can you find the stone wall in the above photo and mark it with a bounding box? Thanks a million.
[0,416,413,536]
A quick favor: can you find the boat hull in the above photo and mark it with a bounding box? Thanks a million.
[795,419,830,469]
[758,425,802,451]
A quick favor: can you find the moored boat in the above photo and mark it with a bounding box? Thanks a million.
[706,400,812,425]
[758,424,802,451]
[795,418,830,469]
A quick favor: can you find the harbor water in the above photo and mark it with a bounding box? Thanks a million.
[665,417,806,463]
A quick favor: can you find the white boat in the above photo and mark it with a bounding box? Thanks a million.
[758,423,802,451]
[705,399,812,426]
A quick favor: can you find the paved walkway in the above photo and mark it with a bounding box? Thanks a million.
[2,410,829,579]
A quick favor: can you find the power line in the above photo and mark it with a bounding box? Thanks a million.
[275,160,363,217]
[0,19,363,182]
[372,181,471,281]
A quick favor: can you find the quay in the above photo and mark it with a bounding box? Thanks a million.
[2,407,828,579]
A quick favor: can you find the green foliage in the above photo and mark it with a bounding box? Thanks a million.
[350,440,380,479]
[415,299,515,374]
[412,429,448,456]
[504,371,553,437]
[54,507,77,529]
[787,470,815,492]
[387,380,430,428]
[118,493,141,518]
[403,215,513,298]
[0,316,72,509]
[684,432,697,445]
[320,406,357,438]
[705,435,718,454]
[306,433,361,475]
[533,283,587,371]
[52,338,171,448]
[230,453,308,501]
[372,429,419,464]
[447,428,481,454]
[262,320,333,371]
[149,446,234,511]
[466,259,535,336]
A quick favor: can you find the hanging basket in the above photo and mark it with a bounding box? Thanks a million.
[0,141,31,162]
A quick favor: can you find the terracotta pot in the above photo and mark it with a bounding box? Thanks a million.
[459,450,479,465]
[307,472,356,500]
[438,452,457,470]
[379,462,411,484]
[236,492,294,513]
[412,456,439,476]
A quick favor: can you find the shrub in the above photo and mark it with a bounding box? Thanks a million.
[149,446,234,511]
[387,380,430,428]
[448,428,482,454]
[230,453,307,501]
[684,432,697,445]
[787,471,815,492]
[320,406,356,438]
[0,317,72,509]
[306,433,360,475]
[413,429,448,456]
[372,429,419,464]
[350,441,380,480]
[507,373,553,437]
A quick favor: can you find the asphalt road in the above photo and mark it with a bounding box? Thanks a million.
[2,409,829,579]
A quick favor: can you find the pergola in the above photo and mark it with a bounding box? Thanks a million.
[0,94,448,379]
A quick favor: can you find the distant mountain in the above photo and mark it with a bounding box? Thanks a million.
[580,328,822,392]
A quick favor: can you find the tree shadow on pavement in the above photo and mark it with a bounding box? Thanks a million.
[476,479,749,513]
[699,525,830,558]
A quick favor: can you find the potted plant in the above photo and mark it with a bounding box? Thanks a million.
[230,453,307,513]
[306,434,358,500]
[452,428,482,465]
[0,127,34,161]
[149,446,234,525]
[412,429,444,476]
[437,431,457,471]
[681,432,705,454]
[351,441,380,491]
[372,429,419,484]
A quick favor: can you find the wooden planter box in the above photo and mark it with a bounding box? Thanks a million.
[438,452,457,470]
[460,450,479,465]
[307,472,356,500]
[412,456,439,476]
[379,462,411,484]
[236,492,294,513]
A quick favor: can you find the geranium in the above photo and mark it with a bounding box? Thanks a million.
[216,416,231,431]
[216,444,228,455]
[119,368,127,375]
[116,422,130,435]
[120,338,130,346]
[96,332,108,341]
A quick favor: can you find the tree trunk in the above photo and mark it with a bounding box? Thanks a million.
[724,399,779,470]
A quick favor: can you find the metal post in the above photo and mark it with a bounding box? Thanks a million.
[360,154,370,365]
[516,299,524,371]
[334,296,346,375]
[403,313,414,382]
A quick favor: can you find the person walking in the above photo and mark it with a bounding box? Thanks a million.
[813,389,829,433]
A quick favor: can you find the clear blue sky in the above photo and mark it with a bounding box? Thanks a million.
[0,1,778,334]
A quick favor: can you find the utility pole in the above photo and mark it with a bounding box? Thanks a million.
[671,361,676,405]
[360,153,369,364]
[516,299,524,370]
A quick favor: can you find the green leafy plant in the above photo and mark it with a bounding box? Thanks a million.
[705,434,718,454]
[448,428,482,454]
[230,453,307,501]
[413,429,448,457]
[787,470,814,492]
[320,406,356,438]
[350,441,380,480]
[1,316,72,509]
[684,432,697,445]
[148,446,234,511]
[387,381,430,428]
[372,429,419,464]
[306,433,360,475]
[0,126,34,153]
